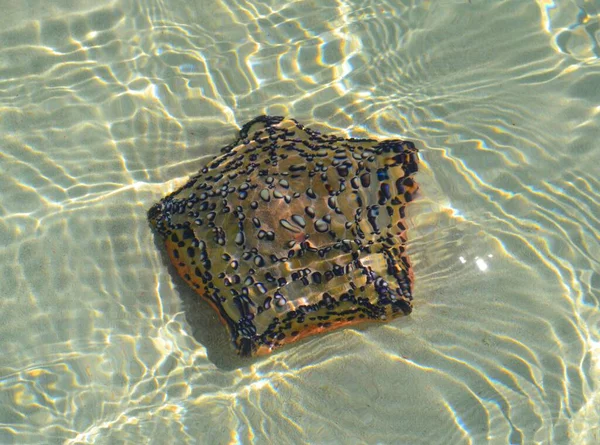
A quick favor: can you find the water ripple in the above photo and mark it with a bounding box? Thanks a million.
[0,0,599,443]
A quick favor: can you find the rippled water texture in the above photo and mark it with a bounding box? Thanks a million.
[1,0,599,443]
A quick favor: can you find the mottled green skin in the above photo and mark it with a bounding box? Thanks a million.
[148,116,419,356]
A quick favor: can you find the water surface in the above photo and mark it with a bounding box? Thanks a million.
[0,0,599,443]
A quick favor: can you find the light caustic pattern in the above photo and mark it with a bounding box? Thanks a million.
[0,0,599,444]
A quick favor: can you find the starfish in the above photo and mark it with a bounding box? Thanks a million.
[148,116,419,356]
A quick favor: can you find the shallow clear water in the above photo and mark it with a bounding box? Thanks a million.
[1,0,599,443]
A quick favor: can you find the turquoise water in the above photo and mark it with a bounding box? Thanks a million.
[1,0,599,443]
